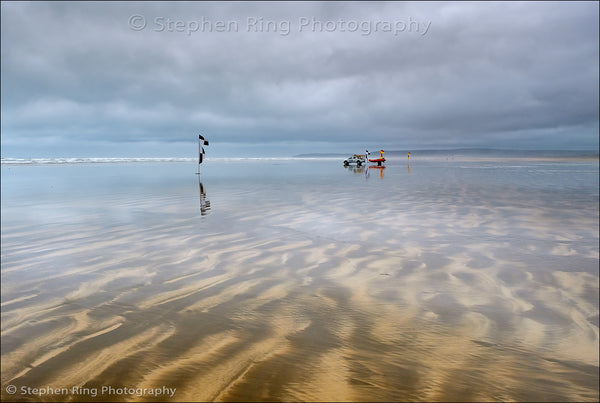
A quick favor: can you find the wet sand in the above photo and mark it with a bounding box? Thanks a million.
[1,159,598,402]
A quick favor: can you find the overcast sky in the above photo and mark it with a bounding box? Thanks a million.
[1,1,598,157]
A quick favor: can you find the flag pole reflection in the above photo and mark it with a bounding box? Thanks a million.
[198,176,210,216]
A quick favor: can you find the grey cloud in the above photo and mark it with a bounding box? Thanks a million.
[1,1,598,157]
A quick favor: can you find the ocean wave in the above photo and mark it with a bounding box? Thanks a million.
[0,156,346,165]
[1,157,197,165]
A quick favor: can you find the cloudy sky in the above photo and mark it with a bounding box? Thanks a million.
[1,1,598,157]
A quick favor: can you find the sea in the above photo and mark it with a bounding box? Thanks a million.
[1,153,599,402]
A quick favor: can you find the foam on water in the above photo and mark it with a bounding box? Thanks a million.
[1,157,197,165]
[0,156,345,165]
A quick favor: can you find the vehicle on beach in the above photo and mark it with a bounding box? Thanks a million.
[344,150,386,167]
[343,154,366,166]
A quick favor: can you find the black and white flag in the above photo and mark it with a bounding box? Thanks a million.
[199,134,209,164]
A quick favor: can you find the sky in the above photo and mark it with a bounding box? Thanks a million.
[1,1,599,158]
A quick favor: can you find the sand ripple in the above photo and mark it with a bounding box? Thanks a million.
[2,161,598,401]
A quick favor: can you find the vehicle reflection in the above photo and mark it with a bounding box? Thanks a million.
[367,165,385,179]
[346,161,411,179]
[343,165,365,175]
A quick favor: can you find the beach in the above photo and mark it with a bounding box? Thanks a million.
[1,156,598,402]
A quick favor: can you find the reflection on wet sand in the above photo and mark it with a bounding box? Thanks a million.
[343,165,365,176]
[344,165,387,179]
[1,161,598,402]
[198,179,210,216]
[367,166,385,179]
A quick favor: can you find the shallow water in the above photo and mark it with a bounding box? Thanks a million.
[1,157,598,402]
